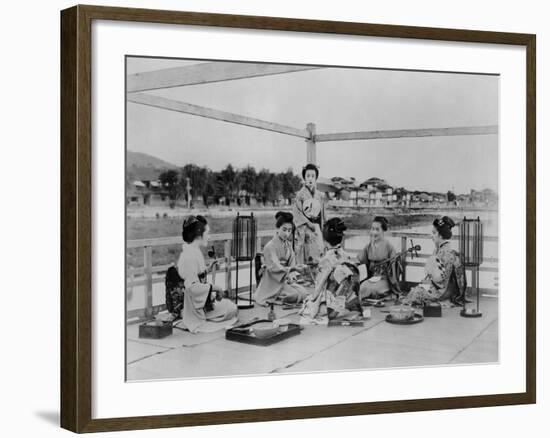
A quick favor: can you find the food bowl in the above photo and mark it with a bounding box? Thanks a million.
[252,322,280,338]
[389,305,415,321]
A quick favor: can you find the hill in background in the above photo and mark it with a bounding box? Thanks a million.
[127,150,177,170]
[127,150,177,181]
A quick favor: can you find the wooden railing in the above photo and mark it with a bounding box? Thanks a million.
[126,230,498,321]
[127,230,274,321]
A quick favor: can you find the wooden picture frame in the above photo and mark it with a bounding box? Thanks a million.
[60,4,536,433]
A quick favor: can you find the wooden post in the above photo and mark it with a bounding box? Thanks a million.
[224,239,233,299]
[256,236,262,252]
[401,236,407,283]
[210,259,218,289]
[185,177,191,209]
[143,246,153,318]
[306,122,317,164]
[254,236,263,290]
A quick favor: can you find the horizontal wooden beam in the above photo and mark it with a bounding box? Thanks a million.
[127,62,320,92]
[126,229,275,249]
[315,125,498,142]
[127,93,309,138]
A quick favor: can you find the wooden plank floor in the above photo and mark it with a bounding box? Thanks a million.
[126,297,498,381]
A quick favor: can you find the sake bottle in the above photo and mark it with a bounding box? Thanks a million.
[267,303,276,321]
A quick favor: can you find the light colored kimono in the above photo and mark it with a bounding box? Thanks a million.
[176,243,238,333]
[403,240,466,304]
[358,238,396,298]
[254,235,308,306]
[300,246,362,324]
[293,185,325,265]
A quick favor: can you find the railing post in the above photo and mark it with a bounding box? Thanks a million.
[210,259,218,289]
[224,239,233,299]
[143,246,153,319]
[256,236,262,254]
[401,236,407,283]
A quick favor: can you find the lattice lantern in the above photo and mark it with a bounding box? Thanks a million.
[459,217,484,317]
[231,213,257,309]
[459,217,484,267]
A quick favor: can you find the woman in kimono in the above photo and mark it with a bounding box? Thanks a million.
[293,163,325,266]
[254,212,309,306]
[300,218,362,324]
[402,216,467,305]
[358,216,397,299]
[177,215,238,333]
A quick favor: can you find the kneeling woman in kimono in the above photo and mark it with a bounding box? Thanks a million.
[300,218,363,324]
[254,211,309,306]
[177,216,238,333]
[402,216,467,305]
[358,216,397,299]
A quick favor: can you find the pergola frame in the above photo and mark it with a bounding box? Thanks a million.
[127,61,498,166]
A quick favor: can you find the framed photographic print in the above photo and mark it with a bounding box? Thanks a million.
[60,4,536,433]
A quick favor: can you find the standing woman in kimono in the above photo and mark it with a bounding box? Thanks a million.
[293,163,325,266]
[177,216,238,333]
[358,216,397,299]
[254,212,309,306]
[403,216,467,305]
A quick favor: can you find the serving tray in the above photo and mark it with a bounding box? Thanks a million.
[225,319,302,346]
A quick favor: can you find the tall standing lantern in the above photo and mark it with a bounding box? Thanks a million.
[232,213,257,309]
[459,217,483,318]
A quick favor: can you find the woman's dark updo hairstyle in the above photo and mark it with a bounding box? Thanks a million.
[373,216,389,231]
[275,211,294,228]
[323,217,347,247]
[182,215,208,243]
[301,163,319,180]
[433,216,456,240]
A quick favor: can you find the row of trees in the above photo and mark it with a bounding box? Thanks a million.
[159,164,303,207]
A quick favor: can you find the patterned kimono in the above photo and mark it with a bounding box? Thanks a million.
[293,185,325,265]
[254,235,308,306]
[177,243,238,333]
[404,240,467,305]
[300,246,362,323]
[358,238,397,298]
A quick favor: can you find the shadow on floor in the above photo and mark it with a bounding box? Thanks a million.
[34,410,59,427]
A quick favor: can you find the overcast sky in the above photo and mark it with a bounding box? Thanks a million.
[126,57,499,194]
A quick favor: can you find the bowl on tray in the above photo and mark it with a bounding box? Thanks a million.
[251,322,280,338]
[389,305,415,321]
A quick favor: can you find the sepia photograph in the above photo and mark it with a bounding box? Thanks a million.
[125,56,499,381]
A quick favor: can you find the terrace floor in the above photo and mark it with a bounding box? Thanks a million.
[126,296,498,381]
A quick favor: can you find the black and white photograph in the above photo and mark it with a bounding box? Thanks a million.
[125,56,499,381]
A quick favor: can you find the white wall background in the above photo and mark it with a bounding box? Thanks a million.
[0,1,546,437]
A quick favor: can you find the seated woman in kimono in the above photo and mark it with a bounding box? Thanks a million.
[402,216,467,306]
[299,218,363,324]
[254,211,309,306]
[177,215,238,333]
[293,163,325,267]
[357,216,397,299]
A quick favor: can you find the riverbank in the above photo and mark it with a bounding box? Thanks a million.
[126,211,441,268]
[127,208,498,269]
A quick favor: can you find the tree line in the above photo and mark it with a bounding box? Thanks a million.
[158,164,303,207]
